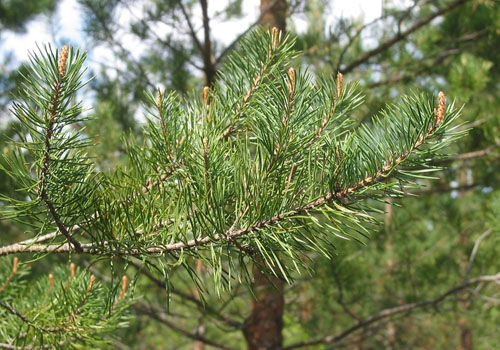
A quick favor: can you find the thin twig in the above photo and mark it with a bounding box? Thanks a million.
[284,272,500,349]
[341,0,471,74]
[464,229,493,283]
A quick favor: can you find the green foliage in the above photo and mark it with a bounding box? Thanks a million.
[0,257,131,348]
[0,0,57,32]
[1,28,462,293]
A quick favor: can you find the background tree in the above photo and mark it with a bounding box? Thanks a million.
[1,0,500,349]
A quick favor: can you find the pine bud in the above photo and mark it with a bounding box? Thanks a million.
[202,136,209,154]
[288,67,295,98]
[48,273,54,291]
[121,275,128,297]
[336,72,343,98]
[58,45,69,79]
[70,262,76,278]
[272,27,279,50]
[88,275,96,290]
[12,257,18,274]
[434,91,445,126]
[203,86,209,105]
[156,90,163,109]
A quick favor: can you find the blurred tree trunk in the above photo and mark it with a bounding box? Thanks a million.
[259,0,287,31]
[243,264,285,350]
[242,4,288,349]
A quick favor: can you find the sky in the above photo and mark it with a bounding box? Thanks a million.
[1,0,383,68]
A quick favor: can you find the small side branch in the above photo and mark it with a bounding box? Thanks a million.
[341,0,471,74]
[283,272,500,349]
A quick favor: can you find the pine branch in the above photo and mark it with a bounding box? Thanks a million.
[0,93,448,257]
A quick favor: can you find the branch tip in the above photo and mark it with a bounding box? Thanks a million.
[121,275,128,297]
[203,86,210,105]
[48,273,54,292]
[70,263,76,278]
[58,45,69,79]
[156,90,163,109]
[12,257,18,274]
[336,72,343,98]
[434,91,446,126]
[288,67,295,98]
[272,27,279,50]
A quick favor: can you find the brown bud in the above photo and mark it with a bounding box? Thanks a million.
[272,27,279,50]
[156,90,163,109]
[12,257,18,274]
[88,275,96,290]
[58,45,69,79]
[121,275,128,297]
[288,67,296,98]
[202,86,209,105]
[70,263,76,278]
[48,273,54,291]
[434,91,445,126]
[336,72,343,98]
[202,136,209,154]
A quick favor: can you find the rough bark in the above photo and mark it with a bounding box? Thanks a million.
[241,3,288,349]
[259,0,287,31]
[243,264,285,350]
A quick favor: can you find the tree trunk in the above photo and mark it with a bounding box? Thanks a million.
[242,3,288,349]
[259,0,287,31]
[243,264,285,350]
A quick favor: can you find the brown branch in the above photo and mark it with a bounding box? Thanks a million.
[341,0,471,74]
[134,302,237,350]
[177,1,204,54]
[284,272,500,349]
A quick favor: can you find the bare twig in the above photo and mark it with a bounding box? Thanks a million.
[464,229,493,283]
[134,302,237,350]
[284,272,500,349]
[341,0,471,74]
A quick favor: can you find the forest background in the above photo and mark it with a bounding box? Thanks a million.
[0,0,499,349]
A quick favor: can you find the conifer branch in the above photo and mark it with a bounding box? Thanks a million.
[37,46,82,252]
[0,93,448,257]
[222,28,281,140]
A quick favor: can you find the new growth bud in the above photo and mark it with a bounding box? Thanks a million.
[58,45,69,79]
[288,67,295,99]
[434,91,445,126]
[156,90,163,109]
[272,27,279,50]
[203,86,209,105]
[88,275,96,290]
[336,72,343,98]
[12,257,18,274]
[70,263,76,278]
[48,273,54,292]
[121,275,128,297]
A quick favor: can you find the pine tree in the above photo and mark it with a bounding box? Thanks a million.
[0,26,470,348]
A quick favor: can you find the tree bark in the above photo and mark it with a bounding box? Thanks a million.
[259,0,287,31]
[242,3,288,349]
[243,264,285,350]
